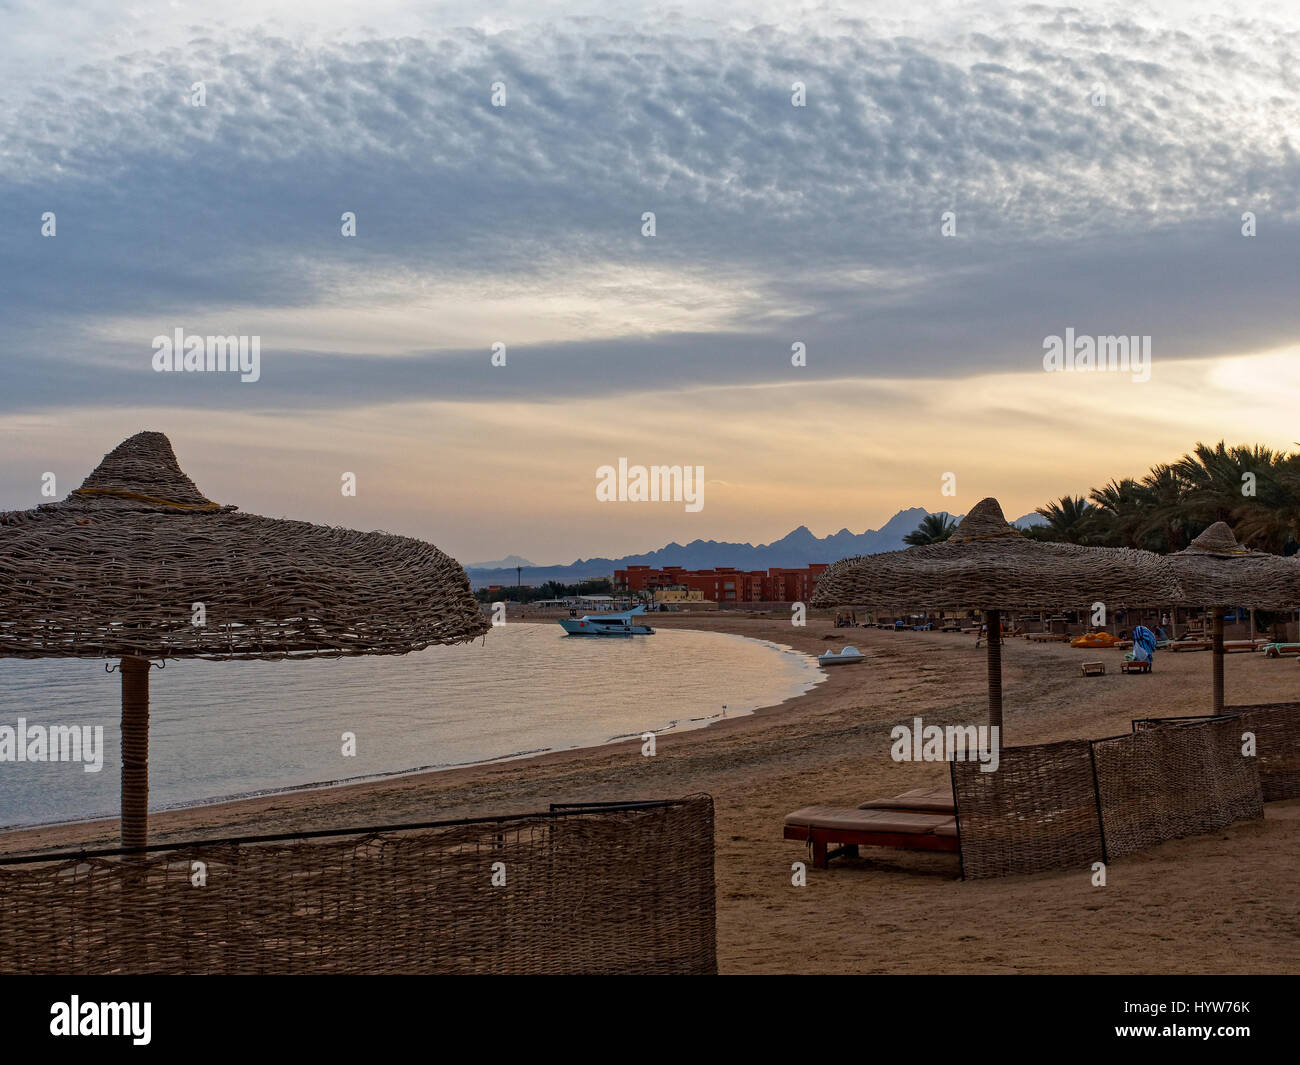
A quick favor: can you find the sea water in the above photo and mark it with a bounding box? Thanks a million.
[0,624,821,829]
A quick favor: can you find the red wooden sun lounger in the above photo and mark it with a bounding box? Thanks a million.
[784,785,959,867]
[783,807,959,867]
[858,784,955,814]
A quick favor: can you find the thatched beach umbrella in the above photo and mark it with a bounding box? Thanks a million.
[0,431,489,848]
[812,498,1182,733]
[1167,522,1300,713]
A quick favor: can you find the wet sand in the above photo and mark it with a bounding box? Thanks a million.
[3,613,1297,974]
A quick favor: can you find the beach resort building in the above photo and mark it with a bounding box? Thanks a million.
[614,563,829,604]
[652,585,709,606]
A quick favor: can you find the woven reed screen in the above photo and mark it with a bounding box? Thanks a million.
[0,796,716,975]
[1093,718,1263,860]
[1224,703,1300,801]
[951,740,1104,880]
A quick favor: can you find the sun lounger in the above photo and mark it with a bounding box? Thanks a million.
[1167,639,1212,652]
[783,806,959,867]
[784,785,958,867]
[1121,659,1150,674]
[858,784,956,814]
[1080,661,1106,676]
[788,724,1265,878]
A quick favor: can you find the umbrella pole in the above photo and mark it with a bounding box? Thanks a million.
[985,608,1003,737]
[120,656,151,849]
[1212,610,1225,715]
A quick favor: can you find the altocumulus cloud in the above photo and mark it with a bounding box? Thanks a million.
[2,7,1299,413]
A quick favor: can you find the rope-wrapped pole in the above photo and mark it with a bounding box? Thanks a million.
[985,608,1003,738]
[120,656,151,850]
[1212,609,1225,714]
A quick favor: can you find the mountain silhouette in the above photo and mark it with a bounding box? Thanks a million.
[466,506,1041,587]
[465,553,535,569]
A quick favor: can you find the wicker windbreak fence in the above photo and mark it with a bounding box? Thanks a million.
[1093,718,1263,860]
[0,796,716,975]
[951,740,1105,880]
[1225,703,1300,801]
[1137,703,1300,802]
[952,721,1264,879]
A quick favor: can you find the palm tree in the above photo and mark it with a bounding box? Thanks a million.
[1057,441,1300,557]
[904,512,957,545]
[1034,496,1093,544]
[1232,449,1300,554]
[1087,478,1143,547]
[1175,441,1256,526]
[1134,464,1193,553]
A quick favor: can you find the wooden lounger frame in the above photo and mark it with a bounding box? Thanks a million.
[783,823,959,868]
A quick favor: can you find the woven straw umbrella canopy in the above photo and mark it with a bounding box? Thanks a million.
[811,498,1183,733]
[1167,522,1300,713]
[0,431,489,847]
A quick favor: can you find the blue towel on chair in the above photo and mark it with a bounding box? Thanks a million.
[1132,625,1157,665]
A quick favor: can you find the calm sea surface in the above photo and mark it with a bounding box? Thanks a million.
[0,624,822,830]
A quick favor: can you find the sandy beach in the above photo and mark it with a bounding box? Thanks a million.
[3,613,1296,974]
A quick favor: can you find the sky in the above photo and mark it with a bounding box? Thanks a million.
[2,0,1298,565]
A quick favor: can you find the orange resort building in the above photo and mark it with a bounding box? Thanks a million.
[614,564,829,604]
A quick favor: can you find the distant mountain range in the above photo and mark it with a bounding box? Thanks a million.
[466,508,1046,588]
[465,554,536,570]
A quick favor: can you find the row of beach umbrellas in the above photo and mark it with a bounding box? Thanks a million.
[2,436,1297,848]
[813,497,1300,731]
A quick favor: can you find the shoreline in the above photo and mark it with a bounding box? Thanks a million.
[4,611,1297,974]
[0,620,824,840]
[0,616,832,853]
